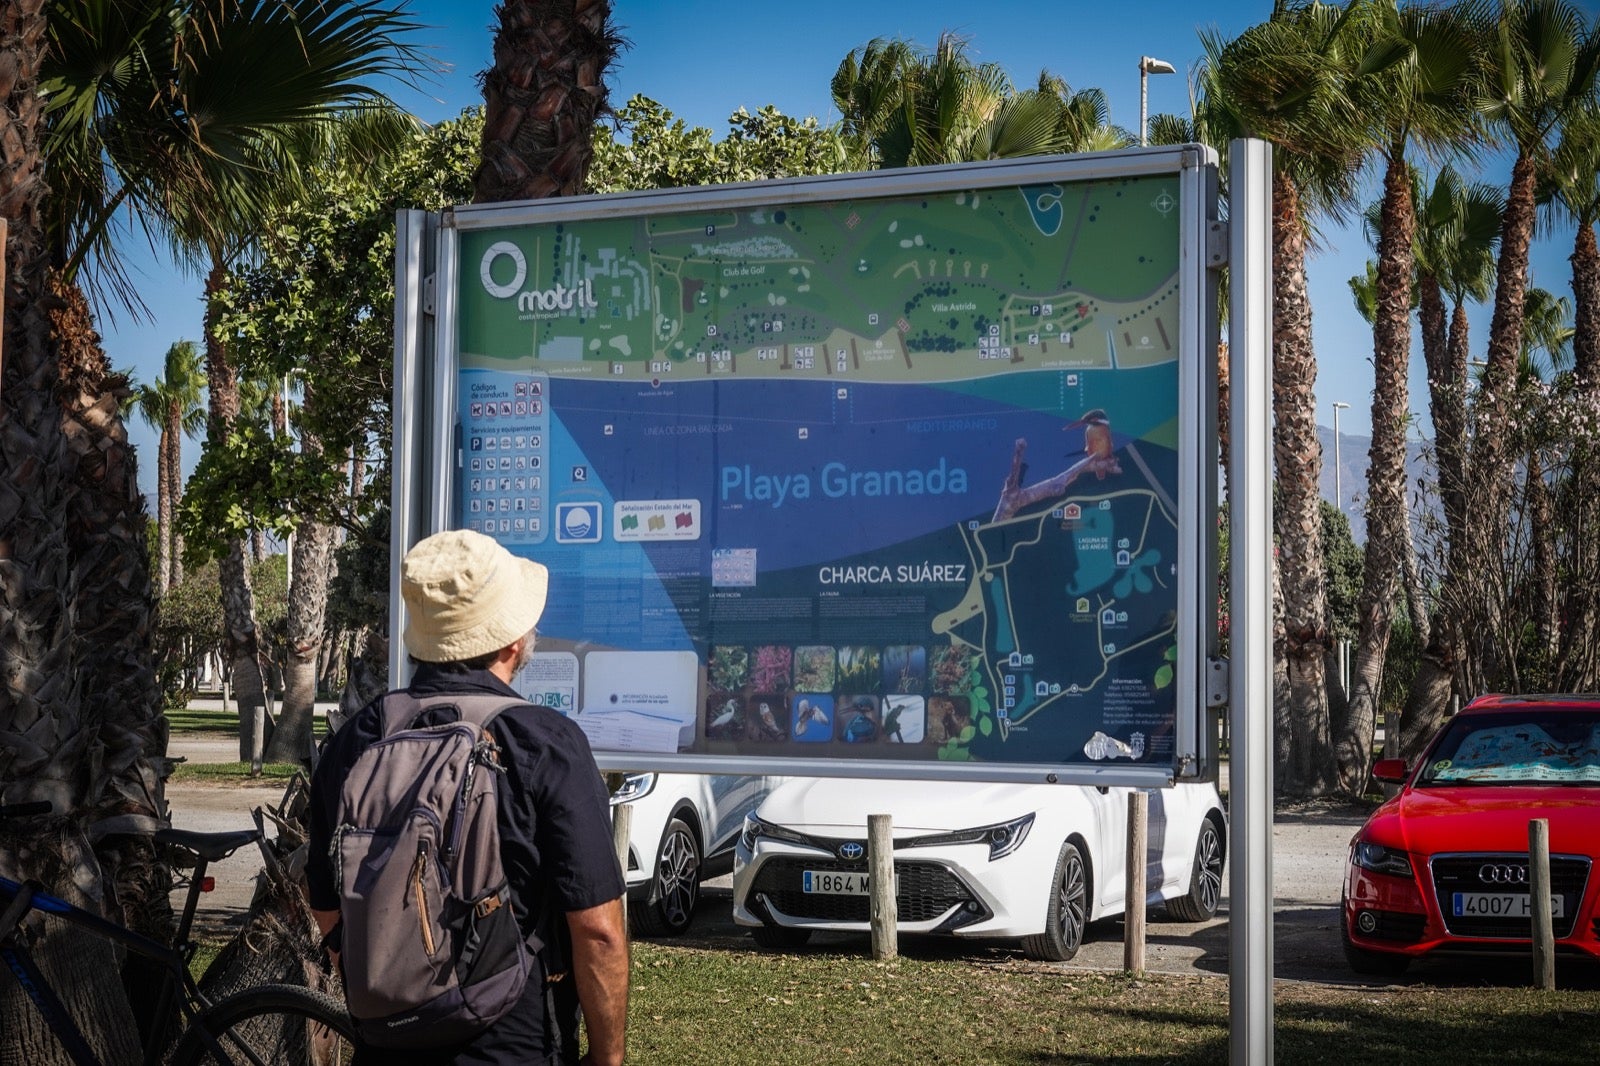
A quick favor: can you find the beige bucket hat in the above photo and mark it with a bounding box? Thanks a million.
[401,529,549,662]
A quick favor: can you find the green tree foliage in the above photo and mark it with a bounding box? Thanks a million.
[588,96,848,191]
[155,555,288,707]
[830,33,1127,170]
[189,112,481,553]
[1322,501,1364,643]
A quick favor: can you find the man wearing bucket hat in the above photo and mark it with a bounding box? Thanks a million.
[307,529,629,1065]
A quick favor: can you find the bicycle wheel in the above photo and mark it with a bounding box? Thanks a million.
[172,984,356,1066]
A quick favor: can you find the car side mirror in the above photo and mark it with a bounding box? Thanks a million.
[1370,758,1408,784]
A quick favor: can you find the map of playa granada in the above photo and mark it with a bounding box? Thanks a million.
[454,167,1192,768]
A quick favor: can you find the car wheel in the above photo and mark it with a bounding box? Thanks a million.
[631,816,701,938]
[750,923,813,951]
[1165,815,1225,922]
[1339,897,1411,977]
[1022,840,1088,962]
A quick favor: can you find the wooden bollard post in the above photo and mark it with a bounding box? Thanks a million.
[249,705,265,779]
[611,797,633,928]
[1529,818,1554,990]
[1124,790,1147,974]
[868,813,897,960]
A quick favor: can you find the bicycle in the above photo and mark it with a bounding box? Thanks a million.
[1,800,356,1065]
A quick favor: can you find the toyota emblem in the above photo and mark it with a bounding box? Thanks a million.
[1479,863,1528,884]
[839,841,864,861]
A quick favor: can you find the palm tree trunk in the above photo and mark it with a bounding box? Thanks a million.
[170,422,185,585]
[1463,152,1539,688]
[1437,299,1472,567]
[1571,223,1597,386]
[0,7,160,1052]
[266,519,338,764]
[202,257,270,759]
[154,419,172,593]
[169,414,186,586]
[1397,297,1475,761]
[1560,224,1600,683]
[1337,148,1412,795]
[1270,172,1334,797]
[474,0,621,203]
[1525,449,1559,666]
[265,384,336,765]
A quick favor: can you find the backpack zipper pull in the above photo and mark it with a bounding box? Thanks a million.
[412,844,437,955]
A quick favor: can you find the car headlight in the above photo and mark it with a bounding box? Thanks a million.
[1352,840,1414,879]
[609,772,656,805]
[740,815,818,852]
[903,812,1035,861]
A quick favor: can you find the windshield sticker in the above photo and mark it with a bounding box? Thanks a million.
[1428,724,1600,784]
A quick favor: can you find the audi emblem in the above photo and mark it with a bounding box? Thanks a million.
[1479,863,1528,884]
[839,841,864,861]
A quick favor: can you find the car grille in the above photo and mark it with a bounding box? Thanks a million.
[749,858,976,924]
[1431,854,1591,939]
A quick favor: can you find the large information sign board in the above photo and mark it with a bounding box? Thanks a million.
[416,147,1219,785]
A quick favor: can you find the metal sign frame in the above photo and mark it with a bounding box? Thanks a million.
[394,146,1220,787]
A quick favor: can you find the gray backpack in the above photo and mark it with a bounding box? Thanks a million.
[332,692,538,1048]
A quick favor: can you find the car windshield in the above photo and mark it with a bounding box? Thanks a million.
[1417,707,1600,786]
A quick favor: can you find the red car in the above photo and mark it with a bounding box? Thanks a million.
[1342,693,1600,976]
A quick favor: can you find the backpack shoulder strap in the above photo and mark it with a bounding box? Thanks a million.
[377,690,523,738]
[449,693,525,731]
[375,690,426,738]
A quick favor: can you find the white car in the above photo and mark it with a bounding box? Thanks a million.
[732,776,1226,959]
[611,771,783,936]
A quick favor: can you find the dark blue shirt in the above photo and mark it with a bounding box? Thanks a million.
[307,663,624,1064]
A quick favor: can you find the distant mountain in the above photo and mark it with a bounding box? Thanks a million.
[1315,425,1435,546]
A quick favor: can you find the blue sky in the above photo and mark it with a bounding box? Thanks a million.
[102,0,1598,499]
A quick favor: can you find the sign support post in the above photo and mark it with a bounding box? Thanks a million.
[1227,137,1274,1066]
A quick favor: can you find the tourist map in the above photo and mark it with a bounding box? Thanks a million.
[452,166,1197,769]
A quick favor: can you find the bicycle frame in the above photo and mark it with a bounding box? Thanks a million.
[1,872,206,1066]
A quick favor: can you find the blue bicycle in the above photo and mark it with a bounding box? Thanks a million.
[1,801,355,1065]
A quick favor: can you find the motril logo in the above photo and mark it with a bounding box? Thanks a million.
[479,239,598,313]
[479,240,526,299]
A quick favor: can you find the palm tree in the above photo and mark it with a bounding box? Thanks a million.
[475,0,625,203]
[831,34,1117,169]
[139,2,422,764]
[1335,0,1481,796]
[1539,98,1600,684]
[1466,0,1600,686]
[832,37,919,168]
[130,341,207,593]
[1201,1,1368,797]
[1037,74,1135,152]
[1545,100,1600,386]
[1512,288,1574,671]
[1,3,423,1053]
[1397,166,1501,761]
[1412,167,1502,561]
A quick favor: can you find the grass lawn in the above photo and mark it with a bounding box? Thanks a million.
[625,943,1600,1064]
[164,706,242,733]
[168,761,302,784]
[164,703,325,781]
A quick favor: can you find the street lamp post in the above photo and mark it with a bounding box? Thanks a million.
[1138,56,1176,146]
[1331,401,1350,511]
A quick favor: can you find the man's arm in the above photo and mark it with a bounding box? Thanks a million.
[567,896,629,1066]
[310,906,341,970]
